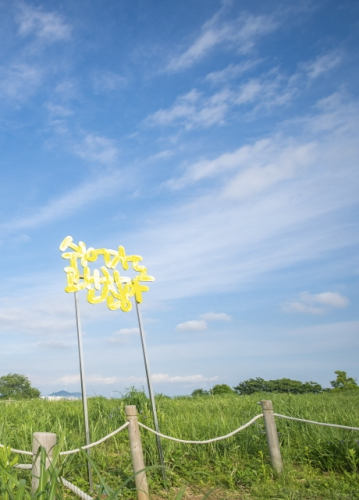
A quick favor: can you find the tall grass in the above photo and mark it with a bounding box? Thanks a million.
[1,391,359,498]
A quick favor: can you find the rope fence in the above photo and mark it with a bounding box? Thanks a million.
[138,414,264,444]
[3,400,359,500]
[274,413,359,431]
[59,421,129,455]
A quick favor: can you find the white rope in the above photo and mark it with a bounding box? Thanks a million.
[274,414,359,431]
[59,421,129,456]
[0,444,32,456]
[138,414,264,444]
[14,466,94,499]
[61,478,94,500]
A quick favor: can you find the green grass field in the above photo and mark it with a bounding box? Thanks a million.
[1,391,359,499]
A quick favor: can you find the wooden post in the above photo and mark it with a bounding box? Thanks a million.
[260,400,283,474]
[125,405,150,500]
[32,432,57,493]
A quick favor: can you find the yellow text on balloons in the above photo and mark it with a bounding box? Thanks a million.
[59,236,154,312]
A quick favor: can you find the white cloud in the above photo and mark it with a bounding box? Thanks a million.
[145,73,291,131]
[302,52,343,80]
[57,373,217,386]
[205,60,261,84]
[16,4,71,42]
[282,302,325,315]
[0,171,126,233]
[147,150,173,162]
[55,80,78,100]
[58,374,117,385]
[283,291,350,315]
[145,88,229,130]
[128,94,359,301]
[58,375,80,385]
[117,328,140,335]
[107,328,140,344]
[151,373,217,383]
[149,51,341,132]
[308,292,349,308]
[201,312,231,322]
[37,341,71,350]
[0,64,42,101]
[87,375,118,385]
[74,134,118,164]
[92,71,127,93]
[169,137,315,193]
[166,11,277,72]
[46,103,73,117]
[176,320,207,331]
[0,306,74,335]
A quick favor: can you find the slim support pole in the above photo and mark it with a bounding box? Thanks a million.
[74,291,93,491]
[125,405,150,500]
[260,400,283,474]
[32,432,57,493]
[134,299,166,482]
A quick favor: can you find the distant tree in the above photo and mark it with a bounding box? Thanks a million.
[233,377,322,395]
[330,371,359,391]
[0,373,40,400]
[210,384,235,396]
[191,389,209,397]
[233,378,267,395]
[268,378,322,394]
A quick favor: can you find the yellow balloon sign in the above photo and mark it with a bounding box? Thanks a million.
[59,236,154,312]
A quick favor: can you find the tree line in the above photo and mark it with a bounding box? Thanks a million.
[0,370,358,400]
[192,371,359,397]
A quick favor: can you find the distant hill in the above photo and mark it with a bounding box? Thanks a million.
[49,390,82,398]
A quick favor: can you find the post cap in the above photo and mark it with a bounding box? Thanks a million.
[125,405,138,416]
[260,400,273,410]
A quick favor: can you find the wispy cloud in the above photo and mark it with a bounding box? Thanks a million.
[92,71,127,93]
[145,88,229,130]
[166,11,277,72]
[107,327,140,344]
[58,374,117,385]
[176,313,231,332]
[0,64,41,101]
[176,320,207,331]
[201,312,231,322]
[117,328,140,335]
[131,94,359,300]
[0,171,126,233]
[37,341,71,350]
[149,51,342,131]
[73,134,118,164]
[16,3,71,42]
[0,305,73,335]
[145,74,291,130]
[205,60,262,84]
[168,137,315,192]
[56,372,217,386]
[282,292,350,315]
[301,51,343,80]
[151,373,218,383]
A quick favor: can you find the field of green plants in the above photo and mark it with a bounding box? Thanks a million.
[1,390,359,499]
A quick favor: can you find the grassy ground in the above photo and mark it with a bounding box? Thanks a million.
[1,391,359,499]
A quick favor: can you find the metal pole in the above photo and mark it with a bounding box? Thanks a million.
[134,298,166,482]
[74,291,93,491]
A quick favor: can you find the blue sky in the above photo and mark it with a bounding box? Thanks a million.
[0,0,358,396]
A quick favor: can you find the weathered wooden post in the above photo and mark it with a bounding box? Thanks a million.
[125,405,150,500]
[260,400,283,474]
[32,432,57,493]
